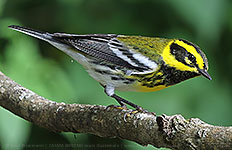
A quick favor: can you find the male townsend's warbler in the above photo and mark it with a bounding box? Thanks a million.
[8,25,212,111]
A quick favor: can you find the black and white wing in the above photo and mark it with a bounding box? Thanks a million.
[52,33,152,72]
[8,25,151,73]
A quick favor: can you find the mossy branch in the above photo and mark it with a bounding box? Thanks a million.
[0,71,231,150]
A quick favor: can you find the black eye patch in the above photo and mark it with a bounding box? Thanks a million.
[170,43,186,60]
[170,43,195,67]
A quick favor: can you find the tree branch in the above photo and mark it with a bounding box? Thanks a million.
[0,71,231,150]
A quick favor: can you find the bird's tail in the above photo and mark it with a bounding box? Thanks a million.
[8,25,53,42]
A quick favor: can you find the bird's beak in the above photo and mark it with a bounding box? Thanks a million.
[198,69,212,80]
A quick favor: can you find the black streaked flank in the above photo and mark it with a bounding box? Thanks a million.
[104,64,116,70]
[123,81,132,84]
[126,78,136,82]
[111,76,125,80]
[139,71,164,88]
[94,69,113,75]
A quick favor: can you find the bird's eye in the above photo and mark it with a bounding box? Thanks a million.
[188,54,195,62]
[171,48,177,55]
[186,53,196,66]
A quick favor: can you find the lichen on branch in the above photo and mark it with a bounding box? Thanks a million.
[0,71,231,150]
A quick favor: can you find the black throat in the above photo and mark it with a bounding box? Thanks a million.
[160,64,199,86]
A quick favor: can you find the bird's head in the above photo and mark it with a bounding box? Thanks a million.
[162,39,212,80]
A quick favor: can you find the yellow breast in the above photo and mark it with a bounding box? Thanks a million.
[134,82,168,92]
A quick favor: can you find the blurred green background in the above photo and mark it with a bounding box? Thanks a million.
[0,0,231,149]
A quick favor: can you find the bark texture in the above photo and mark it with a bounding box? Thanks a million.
[0,71,231,150]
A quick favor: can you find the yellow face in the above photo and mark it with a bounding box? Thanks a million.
[128,38,212,92]
[162,39,211,80]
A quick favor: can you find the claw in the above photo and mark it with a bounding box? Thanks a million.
[122,109,142,122]
[106,104,127,110]
[123,108,156,122]
[123,109,137,121]
[135,106,148,113]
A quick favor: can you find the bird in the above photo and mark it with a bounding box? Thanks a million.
[8,25,212,111]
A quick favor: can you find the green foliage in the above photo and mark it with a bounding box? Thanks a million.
[0,0,231,150]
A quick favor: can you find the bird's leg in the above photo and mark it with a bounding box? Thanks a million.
[111,94,146,112]
[111,94,126,107]
[103,85,147,112]
[103,84,127,109]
